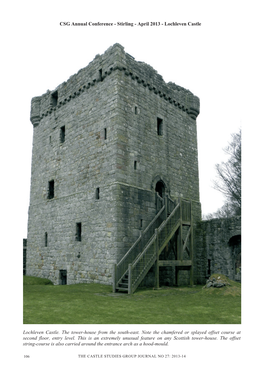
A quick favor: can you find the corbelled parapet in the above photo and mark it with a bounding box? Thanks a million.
[30,43,200,127]
[30,96,41,127]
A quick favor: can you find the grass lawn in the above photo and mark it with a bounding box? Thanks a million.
[23,275,241,324]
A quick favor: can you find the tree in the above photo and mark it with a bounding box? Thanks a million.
[203,203,235,220]
[205,129,241,219]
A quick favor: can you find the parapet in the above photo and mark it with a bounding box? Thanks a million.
[30,43,200,127]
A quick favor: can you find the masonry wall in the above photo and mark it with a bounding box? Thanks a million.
[27,43,202,286]
[23,239,27,275]
[196,216,241,281]
[115,65,200,201]
[27,51,121,285]
[112,52,202,279]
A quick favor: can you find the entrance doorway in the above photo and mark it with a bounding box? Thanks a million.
[155,180,166,198]
[59,270,67,285]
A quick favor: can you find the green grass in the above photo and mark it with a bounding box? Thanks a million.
[23,276,241,324]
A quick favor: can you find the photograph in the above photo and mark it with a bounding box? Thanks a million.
[1,0,263,377]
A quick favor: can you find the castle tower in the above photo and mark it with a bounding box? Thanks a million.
[27,43,201,287]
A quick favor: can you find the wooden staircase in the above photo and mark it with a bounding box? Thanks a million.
[113,195,193,294]
[116,272,129,292]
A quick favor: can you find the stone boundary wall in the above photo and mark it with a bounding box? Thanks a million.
[196,216,241,281]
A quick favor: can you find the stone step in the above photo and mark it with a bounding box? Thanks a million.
[116,286,129,292]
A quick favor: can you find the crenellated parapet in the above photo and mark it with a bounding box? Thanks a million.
[30,43,200,127]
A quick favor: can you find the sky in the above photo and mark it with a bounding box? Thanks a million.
[1,0,264,376]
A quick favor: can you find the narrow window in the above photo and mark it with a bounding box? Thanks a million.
[135,106,138,115]
[49,136,52,144]
[95,187,100,200]
[76,223,82,241]
[140,219,143,228]
[60,126,65,143]
[157,117,163,136]
[134,161,137,170]
[48,180,54,199]
[51,91,58,107]
[104,128,107,140]
[45,232,48,247]
[99,69,103,81]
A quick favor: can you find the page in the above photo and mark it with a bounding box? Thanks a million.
[2,1,263,377]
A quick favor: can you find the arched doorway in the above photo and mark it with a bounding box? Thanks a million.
[155,180,166,198]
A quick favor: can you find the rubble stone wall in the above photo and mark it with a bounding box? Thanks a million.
[196,216,241,281]
[26,43,202,285]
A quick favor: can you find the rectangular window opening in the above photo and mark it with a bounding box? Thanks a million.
[45,232,48,247]
[135,106,138,115]
[76,222,82,241]
[104,128,107,140]
[99,69,103,81]
[95,187,100,200]
[51,91,58,107]
[157,117,163,136]
[134,161,137,170]
[48,180,54,199]
[60,126,65,143]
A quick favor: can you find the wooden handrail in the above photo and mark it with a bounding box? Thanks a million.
[115,204,166,288]
[114,195,192,293]
[129,202,181,293]
[116,204,165,268]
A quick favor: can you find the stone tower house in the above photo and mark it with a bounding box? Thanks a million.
[27,43,202,291]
